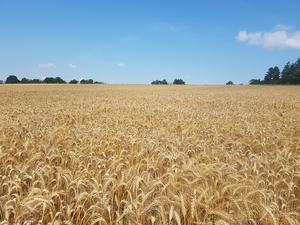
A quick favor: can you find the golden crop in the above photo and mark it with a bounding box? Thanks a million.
[0,85,299,225]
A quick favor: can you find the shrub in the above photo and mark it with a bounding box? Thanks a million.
[226,81,234,85]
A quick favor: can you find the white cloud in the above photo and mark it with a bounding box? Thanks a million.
[116,63,126,68]
[38,63,56,68]
[68,64,77,69]
[237,27,300,50]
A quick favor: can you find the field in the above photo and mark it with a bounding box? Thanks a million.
[0,85,299,225]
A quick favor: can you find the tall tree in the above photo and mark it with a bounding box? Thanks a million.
[292,58,300,84]
[272,66,280,83]
[263,67,274,84]
[281,62,292,84]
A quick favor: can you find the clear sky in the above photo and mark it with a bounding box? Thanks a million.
[0,0,300,84]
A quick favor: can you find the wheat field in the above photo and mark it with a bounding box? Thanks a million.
[0,85,299,225]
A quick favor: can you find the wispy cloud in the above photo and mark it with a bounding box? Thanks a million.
[38,63,56,68]
[237,25,300,50]
[116,63,126,68]
[68,64,77,69]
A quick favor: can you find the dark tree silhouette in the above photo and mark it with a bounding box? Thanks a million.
[5,75,19,84]
[249,79,261,85]
[44,77,66,84]
[173,78,185,85]
[69,79,79,84]
[80,79,94,84]
[250,58,300,85]
[226,81,234,85]
[151,79,168,85]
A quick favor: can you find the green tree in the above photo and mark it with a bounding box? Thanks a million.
[69,79,79,84]
[226,81,234,85]
[272,66,280,83]
[5,75,19,84]
[161,79,168,85]
[173,78,185,85]
[292,58,300,84]
[54,77,66,83]
[32,79,41,83]
[44,77,55,83]
[281,62,292,84]
[44,77,66,83]
[151,79,168,85]
[80,79,94,84]
[249,79,261,85]
[87,79,94,84]
[264,67,274,84]
[21,77,30,83]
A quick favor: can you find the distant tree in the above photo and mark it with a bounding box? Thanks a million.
[80,79,94,84]
[54,77,66,83]
[44,77,56,83]
[226,81,234,85]
[272,66,280,83]
[249,58,300,85]
[69,79,79,84]
[173,78,185,85]
[263,66,281,84]
[151,79,168,85]
[32,79,41,83]
[161,79,168,85]
[151,80,160,85]
[291,58,300,84]
[5,75,19,84]
[281,62,292,84]
[94,81,104,84]
[249,79,261,85]
[20,77,41,84]
[264,67,274,84]
[21,77,30,83]
[44,76,66,84]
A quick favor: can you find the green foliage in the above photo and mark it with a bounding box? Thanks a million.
[69,79,79,84]
[44,77,66,84]
[281,59,300,84]
[226,81,234,85]
[173,78,185,85]
[250,58,300,85]
[151,79,168,85]
[20,78,41,83]
[249,79,261,85]
[3,75,103,84]
[263,66,280,84]
[80,79,94,84]
[5,75,20,84]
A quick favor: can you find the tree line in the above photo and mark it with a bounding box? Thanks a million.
[250,58,300,85]
[3,75,104,84]
[151,78,185,85]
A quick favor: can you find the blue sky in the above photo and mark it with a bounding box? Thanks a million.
[0,0,300,84]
